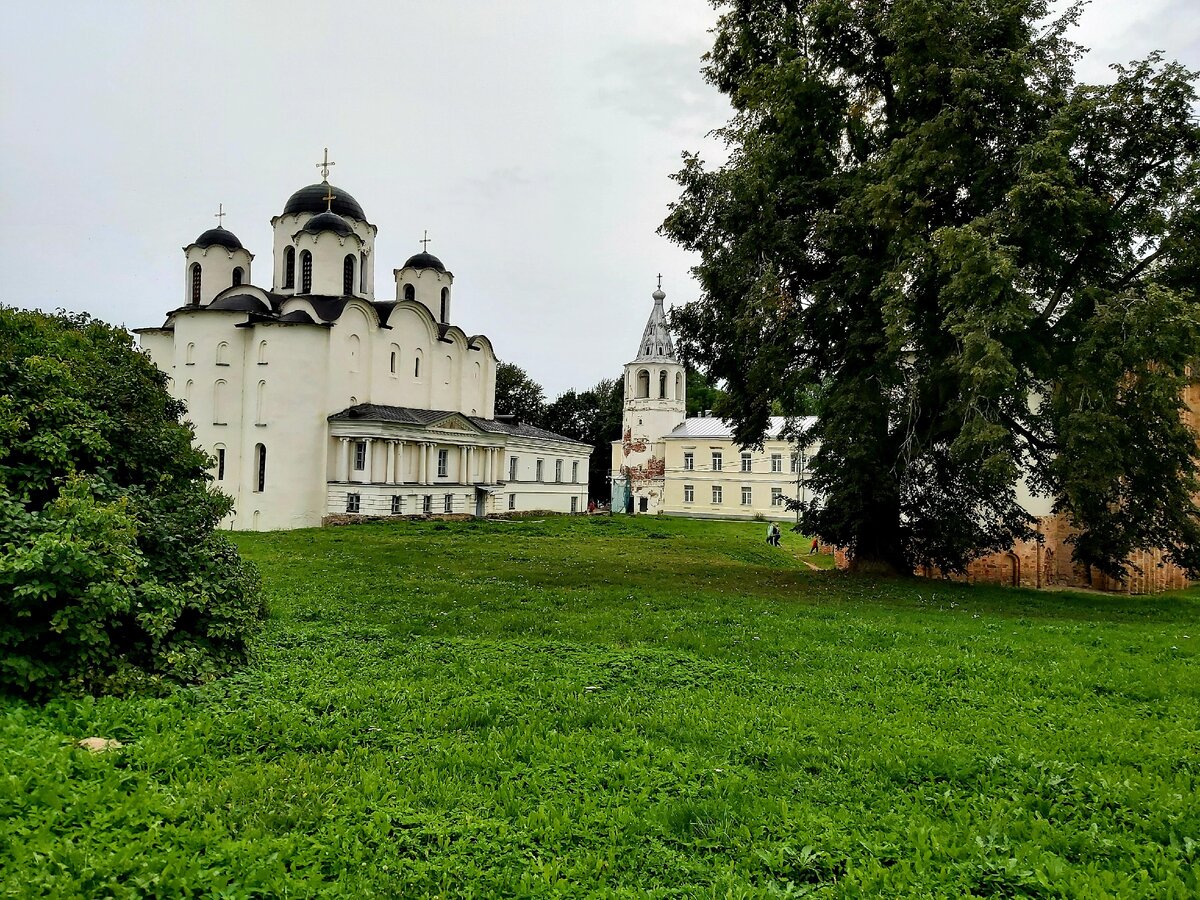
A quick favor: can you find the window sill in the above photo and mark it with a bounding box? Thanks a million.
[216,363,230,367]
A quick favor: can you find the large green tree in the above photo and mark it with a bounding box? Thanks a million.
[494,360,547,424]
[543,377,625,500]
[663,0,1200,577]
[0,308,264,697]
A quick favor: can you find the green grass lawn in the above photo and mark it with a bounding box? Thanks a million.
[3,515,1198,898]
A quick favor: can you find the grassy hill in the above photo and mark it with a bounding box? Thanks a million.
[3,515,1197,897]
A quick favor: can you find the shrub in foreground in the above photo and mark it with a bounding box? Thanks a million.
[0,307,264,698]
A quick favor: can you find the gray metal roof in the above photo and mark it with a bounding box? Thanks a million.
[665,416,816,440]
[632,285,676,363]
[328,404,589,447]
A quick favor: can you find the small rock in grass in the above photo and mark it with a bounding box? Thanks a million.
[78,737,123,753]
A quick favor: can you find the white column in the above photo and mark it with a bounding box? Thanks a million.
[385,441,396,485]
[418,442,427,485]
[338,438,350,482]
[363,439,375,483]
[426,443,437,485]
[396,441,405,484]
[460,446,469,484]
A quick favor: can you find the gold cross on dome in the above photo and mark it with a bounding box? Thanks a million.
[214,203,226,227]
[316,147,336,182]
[323,185,336,211]
[420,230,431,251]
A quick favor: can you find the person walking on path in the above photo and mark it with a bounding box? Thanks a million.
[809,537,819,555]
[770,523,782,547]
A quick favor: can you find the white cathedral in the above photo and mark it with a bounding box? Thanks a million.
[136,158,589,530]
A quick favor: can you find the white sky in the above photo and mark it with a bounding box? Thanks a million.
[1,1,1196,397]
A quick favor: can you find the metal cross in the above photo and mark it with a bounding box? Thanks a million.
[316,147,336,182]
[214,203,226,227]
[420,230,431,251]
[657,273,663,290]
[323,185,336,210]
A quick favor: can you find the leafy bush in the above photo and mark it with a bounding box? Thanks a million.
[0,307,264,698]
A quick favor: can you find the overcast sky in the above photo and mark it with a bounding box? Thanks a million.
[2,1,1196,397]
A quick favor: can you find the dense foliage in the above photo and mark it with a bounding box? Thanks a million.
[493,360,547,424]
[662,0,1200,577]
[0,308,264,698]
[3,517,1196,895]
[542,378,624,501]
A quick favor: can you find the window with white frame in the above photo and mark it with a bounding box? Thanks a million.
[555,460,562,482]
[711,451,722,471]
[444,494,452,513]
[712,484,723,504]
[509,456,518,480]
[771,487,784,506]
[572,460,579,482]
[536,459,544,481]
[215,447,226,481]
[741,486,752,505]
[741,452,752,472]
[571,496,578,513]
[354,441,366,471]
[790,453,799,473]
[423,494,432,514]
[508,493,516,510]
[683,484,694,503]
[437,449,448,478]
[771,453,783,473]
[683,452,694,471]
[391,495,401,514]
[346,493,360,513]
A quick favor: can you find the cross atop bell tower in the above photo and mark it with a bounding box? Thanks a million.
[315,147,336,182]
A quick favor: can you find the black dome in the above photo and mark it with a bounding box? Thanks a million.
[282,183,366,221]
[403,251,446,273]
[194,227,243,250]
[303,211,354,237]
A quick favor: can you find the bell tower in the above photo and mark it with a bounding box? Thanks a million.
[613,278,686,513]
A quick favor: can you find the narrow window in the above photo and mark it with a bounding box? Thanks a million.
[232,267,244,287]
[659,371,667,398]
[354,441,366,471]
[535,459,544,482]
[437,449,448,478]
[712,484,722,504]
[508,493,516,510]
[216,447,226,481]
[183,379,193,407]
[684,484,694,503]
[391,495,402,514]
[256,380,266,425]
[572,461,579,483]
[403,283,415,301]
[444,355,452,384]
[343,254,355,295]
[423,494,432,514]
[414,354,421,378]
[440,287,449,322]
[683,452,694,471]
[675,371,683,399]
[636,369,650,399]
[741,452,752,473]
[444,494,452,513]
[571,496,578,513]
[711,452,722,471]
[213,379,227,424]
[258,340,268,365]
[300,250,312,293]
[390,350,397,374]
[346,493,361,513]
[185,342,195,365]
[509,456,518,481]
[555,460,562,482]
[790,453,799,474]
[283,246,295,288]
[255,443,266,492]
[359,252,367,292]
[190,263,201,305]
[742,486,752,505]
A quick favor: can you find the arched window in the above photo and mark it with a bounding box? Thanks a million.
[659,370,667,398]
[283,246,295,288]
[343,254,355,295]
[389,344,399,375]
[215,341,229,365]
[445,355,452,384]
[256,380,267,424]
[190,263,202,305]
[440,287,449,322]
[232,267,244,287]
[675,371,683,400]
[213,379,228,424]
[414,351,422,379]
[359,253,367,292]
[636,369,650,399]
[403,283,415,301]
[257,340,267,365]
[185,342,195,365]
[183,379,193,407]
[348,334,360,372]
[254,443,266,492]
[300,250,312,293]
